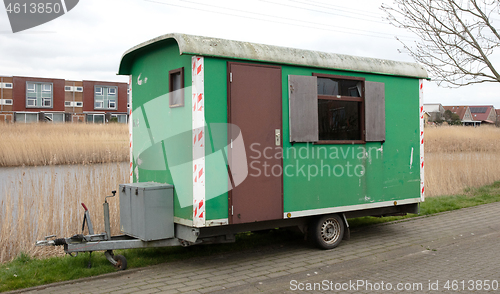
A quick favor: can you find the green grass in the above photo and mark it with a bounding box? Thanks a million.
[1,181,500,292]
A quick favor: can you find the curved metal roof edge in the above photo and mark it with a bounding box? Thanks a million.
[118,33,429,79]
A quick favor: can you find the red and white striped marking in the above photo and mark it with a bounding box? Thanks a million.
[192,56,205,226]
[419,80,425,201]
[128,75,134,183]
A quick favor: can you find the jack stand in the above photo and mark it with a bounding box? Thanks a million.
[87,251,92,268]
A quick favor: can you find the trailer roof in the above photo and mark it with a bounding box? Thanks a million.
[118,33,428,79]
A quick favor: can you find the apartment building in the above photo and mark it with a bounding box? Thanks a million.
[0,75,128,123]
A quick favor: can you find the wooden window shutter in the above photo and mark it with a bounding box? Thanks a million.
[364,81,385,142]
[288,75,318,143]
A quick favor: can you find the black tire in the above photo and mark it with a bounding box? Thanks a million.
[309,214,345,250]
[113,254,127,271]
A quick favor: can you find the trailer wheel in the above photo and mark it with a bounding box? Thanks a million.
[309,214,344,250]
[113,254,127,271]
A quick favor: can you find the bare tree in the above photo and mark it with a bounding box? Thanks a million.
[381,0,500,87]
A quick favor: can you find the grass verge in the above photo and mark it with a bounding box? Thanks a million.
[1,180,500,292]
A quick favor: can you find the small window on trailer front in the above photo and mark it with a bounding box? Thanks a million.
[169,67,184,108]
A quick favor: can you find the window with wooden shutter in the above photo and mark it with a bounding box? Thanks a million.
[288,74,385,144]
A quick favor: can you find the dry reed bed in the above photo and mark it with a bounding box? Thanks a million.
[1,125,500,263]
[424,125,500,197]
[0,123,129,167]
[0,163,127,263]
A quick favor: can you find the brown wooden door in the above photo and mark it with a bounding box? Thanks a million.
[228,62,283,224]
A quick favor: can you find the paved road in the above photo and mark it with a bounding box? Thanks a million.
[17,202,500,294]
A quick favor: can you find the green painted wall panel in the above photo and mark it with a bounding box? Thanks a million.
[279,65,420,213]
[129,40,194,221]
[203,58,229,221]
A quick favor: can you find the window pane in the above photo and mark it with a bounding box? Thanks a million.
[318,100,361,140]
[170,71,184,107]
[94,115,104,123]
[317,78,339,96]
[117,114,127,123]
[27,99,36,106]
[53,113,64,122]
[15,113,25,122]
[27,83,35,92]
[26,113,38,123]
[42,84,51,92]
[317,78,361,97]
[86,115,93,123]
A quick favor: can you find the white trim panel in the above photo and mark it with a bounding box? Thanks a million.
[284,198,422,219]
[419,79,425,201]
[205,218,229,227]
[128,76,133,183]
[174,217,193,227]
[192,56,206,227]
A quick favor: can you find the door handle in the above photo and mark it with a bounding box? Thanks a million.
[275,129,281,146]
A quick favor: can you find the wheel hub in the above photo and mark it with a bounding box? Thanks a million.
[321,219,341,244]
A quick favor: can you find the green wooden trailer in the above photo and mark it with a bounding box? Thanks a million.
[116,33,427,250]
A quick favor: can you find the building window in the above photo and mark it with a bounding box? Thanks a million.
[44,113,64,123]
[75,101,83,107]
[169,67,184,108]
[26,82,53,108]
[112,114,128,123]
[1,83,13,89]
[65,101,71,107]
[65,86,72,91]
[315,74,364,142]
[0,99,12,105]
[86,114,105,123]
[76,86,83,92]
[15,112,38,123]
[94,85,117,110]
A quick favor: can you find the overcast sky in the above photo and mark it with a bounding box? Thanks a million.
[1,0,499,108]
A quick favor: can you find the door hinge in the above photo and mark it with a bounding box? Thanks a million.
[230,72,232,83]
[231,205,234,216]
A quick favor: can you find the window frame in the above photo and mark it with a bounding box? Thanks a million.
[65,86,72,91]
[75,86,83,92]
[42,84,52,92]
[108,99,116,109]
[26,82,53,109]
[27,83,36,92]
[313,73,366,144]
[169,67,184,108]
[4,83,13,89]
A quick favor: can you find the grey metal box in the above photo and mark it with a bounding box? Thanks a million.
[119,182,174,241]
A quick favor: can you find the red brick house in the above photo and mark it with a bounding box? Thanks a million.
[0,75,128,123]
